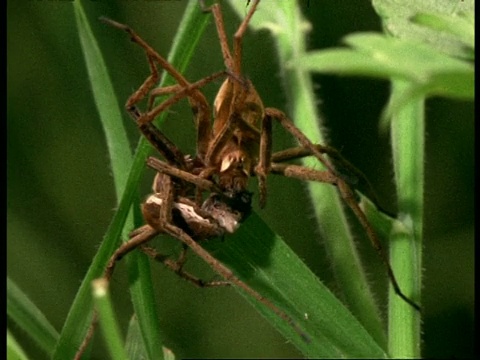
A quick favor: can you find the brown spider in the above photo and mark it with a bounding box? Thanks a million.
[99,0,419,311]
[78,0,421,357]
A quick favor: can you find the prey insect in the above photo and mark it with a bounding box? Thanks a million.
[78,0,420,357]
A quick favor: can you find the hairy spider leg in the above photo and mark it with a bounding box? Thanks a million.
[260,107,420,312]
[101,17,214,160]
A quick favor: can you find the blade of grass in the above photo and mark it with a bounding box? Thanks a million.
[124,314,176,360]
[206,212,388,358]
[7,330,30,360]
[7,277,59,357]
[54,2,153,358]
[124,315,149,360]
[230,0,386,349]
[92,279,129,360]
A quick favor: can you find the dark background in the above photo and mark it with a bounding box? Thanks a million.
[7,0,473,359]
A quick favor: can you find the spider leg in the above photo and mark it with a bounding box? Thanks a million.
[140,245,231,288]
[129,107,188,168]
[263,107,337,173]
[161,211,310,343]
[142,174,226,285]
[146,170,309,341]
[128,71,227,169]
[256,104,272,207]
[262,108,420,311]
[232,0,260,75]
[146,156,221,193]
[199,0,235,71]
[100,17,214,160]
[270,162,419,310]
[270,163,338,184]
[271,145,393,216]
[200,0,260,75]
[139,71,227,161]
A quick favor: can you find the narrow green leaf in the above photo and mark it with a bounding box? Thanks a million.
[296,33,473,85]
[54,2,153,358]
[359,194,396,241]
[7,277,59,357]
[7,330,30,360]
[124,315,149,360]
[206,213,388,358]
[52,144,149,360]
[72,0,132,198]
[92,279,129,360]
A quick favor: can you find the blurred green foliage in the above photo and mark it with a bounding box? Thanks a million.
[7,0,473,359]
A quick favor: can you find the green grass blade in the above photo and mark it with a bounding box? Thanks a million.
[72,1,132,198]
[123,3,213,359]
[53,2,146,358]
[52,145,149,359]
[7,277,59,357]
[207,212,388,358]
[124,315,149,360]
[124,315,177,360]
[7,330,30,360]
[92,279,129,360]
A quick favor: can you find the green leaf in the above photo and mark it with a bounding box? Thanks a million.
[124,315,150,360]
[7,277,59,357]
[205,212,388,358]
[372,0,474,59]
[294,33,473,124]
[411,12,474,50]
[72,0,132,199]
[92,279,129,360]
[7,330,30,360]
[53,2,155,358]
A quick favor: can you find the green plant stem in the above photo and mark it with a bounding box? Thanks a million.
[388,80,423,357]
